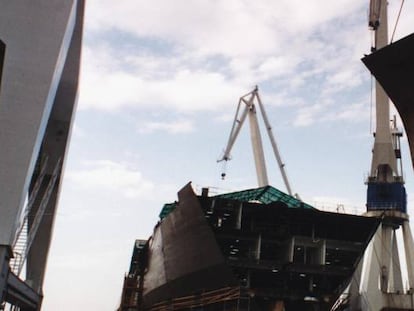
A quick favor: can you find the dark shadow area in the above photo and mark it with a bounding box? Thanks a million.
[0,40,5,94]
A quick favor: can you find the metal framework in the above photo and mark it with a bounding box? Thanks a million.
[0,1,84,309]
[214,186,313,208]
[159,186,313,221]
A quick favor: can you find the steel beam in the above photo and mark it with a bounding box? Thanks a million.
[0,0,76,246]
[0,247,11,304]
[0,0,83,308]
[26,0,84,294]
[0,39,5,90]
[5,271,41,311]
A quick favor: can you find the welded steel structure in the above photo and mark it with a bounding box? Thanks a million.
[119,183,379,311]
[0,1,84,309]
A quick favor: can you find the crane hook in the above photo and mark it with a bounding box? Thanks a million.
[220,161,228,180]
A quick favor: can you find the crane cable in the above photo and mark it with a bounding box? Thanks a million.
[370,75,374,135]
[390,0,405,43]
[220,160,228,180]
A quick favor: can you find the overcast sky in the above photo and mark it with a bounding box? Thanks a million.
[41,1,414,310]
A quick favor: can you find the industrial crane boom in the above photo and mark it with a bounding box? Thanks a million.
[218,87,294,196]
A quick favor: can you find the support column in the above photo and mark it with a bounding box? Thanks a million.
[350,218,414,310]
[348,253,364,309]
[0,41,6,303]
[0,39,5,89]
[403,221,414,290]
[0,246,11,303]
[359,223,384,311]
[248,105,269,187]
[236,202,242,230]
[255,234,262,260]
[26,0,84,294]
[389,230,403,293]
[0,0,77,247]
[26,175,58,294]
[381,225,393,291]
[0,0,84,306]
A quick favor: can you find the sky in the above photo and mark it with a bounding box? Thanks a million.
[41,1,414,310]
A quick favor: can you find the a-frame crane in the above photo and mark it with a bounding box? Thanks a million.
[218,86,294,196]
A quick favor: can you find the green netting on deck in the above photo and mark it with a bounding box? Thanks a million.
[214,186,314,209]
[159,186,313,220]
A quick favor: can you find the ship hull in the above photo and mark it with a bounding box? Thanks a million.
[122,183,380,311]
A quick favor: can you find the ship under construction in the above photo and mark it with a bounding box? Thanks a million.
[119,184,380,311]
[118,1,414,310]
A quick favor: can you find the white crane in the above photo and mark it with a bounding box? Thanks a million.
[368,0,400,182]
[218,86,294,196]
[343,1,414,310]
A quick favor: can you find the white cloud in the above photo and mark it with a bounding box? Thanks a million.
[78,0,377,119]
[85,0,364,58]
[256,55,302,81]
[214,112,235,123]
[78,45,248,112]
[78,0,414,129]
[293,102,326,127]
[325,101,369,123]
[71,123,86,138]
[325,65,364,92]
[138,119,194,134]
[65,160,154,199]
[293,97,369,127]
